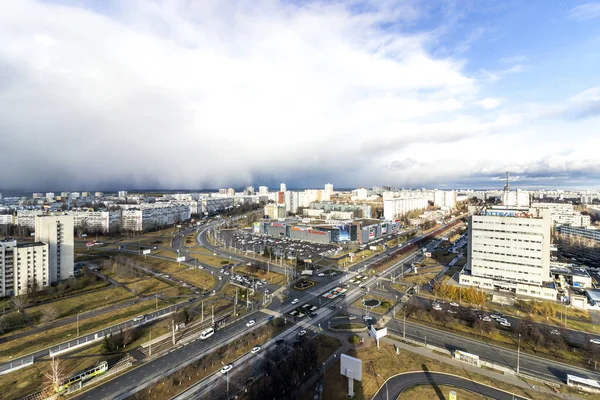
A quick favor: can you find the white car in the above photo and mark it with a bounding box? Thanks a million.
[220,365,233,374]
[298,330,307,336]
[246,320,256,327]
[449,302,459,307]
[590,338,600,345]
[251,346,261,354]
[291,298,299,305]
[490,314,501,319]
[133,315,145,322]
[318,273,325,277]
[499,321,511,327]
[550,329,561,336]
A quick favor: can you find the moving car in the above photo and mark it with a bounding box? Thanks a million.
[133,315,145,322]
[251,346,261,354]
[291,298,299,305]
[449,302,459,307]
[220,365,233,374]
[246,320,256,327]
[347,314,357,320]
[499,321,511,327]
[298,330,307,336]
[590,338,600,345]
[550,329,561,336]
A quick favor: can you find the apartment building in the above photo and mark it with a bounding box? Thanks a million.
[434,190,456,209]
[556,225,600,244]
[121,204,191,232]
[35,214,74,283]
[0,240,49,297]
[530,202,591,227]
[70,210,122,234]
[383,196,428,221]
[459,208,556,300]
[16,210,46,229]
[258,186,269,195]
[264,204,287,220]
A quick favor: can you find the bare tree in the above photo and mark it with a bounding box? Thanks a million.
[45,356,66,393]
[41,305,59,324]
[10,295,29,311]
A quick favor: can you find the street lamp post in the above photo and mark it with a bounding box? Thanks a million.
[77,311,81,337]
[517,333,521,374]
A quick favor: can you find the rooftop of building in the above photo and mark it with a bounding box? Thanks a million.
[550,263,591,277]
[16,241,46,248]
[586,289,600,302]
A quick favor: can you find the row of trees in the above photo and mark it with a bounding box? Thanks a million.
[432,282,486,306]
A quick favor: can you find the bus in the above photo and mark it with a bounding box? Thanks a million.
[199,327,215,340]
[56,361,108,393]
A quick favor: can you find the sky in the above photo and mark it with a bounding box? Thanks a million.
[1,0,600,192]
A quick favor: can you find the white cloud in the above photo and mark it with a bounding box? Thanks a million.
[477,97,502,109]
[569,3,600,21]
[0,0,597,190]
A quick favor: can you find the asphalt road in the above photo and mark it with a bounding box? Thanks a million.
[0,303,179,374]
[348,304,600,384]
[372,371,527,400]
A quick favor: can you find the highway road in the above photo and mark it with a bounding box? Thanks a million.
[372,371,526,400]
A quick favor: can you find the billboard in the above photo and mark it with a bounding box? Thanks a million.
[338,225,351,241]
[253,222,260,233]
[381,223,388,235]
[176,256,186,262]
[143,249,151,255]
[368,226,375,239]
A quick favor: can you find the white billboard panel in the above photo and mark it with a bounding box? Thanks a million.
[143,249,151,255]
[340,354,362,381]
[176,256,186,262]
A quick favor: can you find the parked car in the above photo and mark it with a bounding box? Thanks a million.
[590,338,600,345]
[220,365,233,374]
[550,329,561,336]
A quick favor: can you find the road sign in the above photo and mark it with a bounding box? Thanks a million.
[176,256,186,262]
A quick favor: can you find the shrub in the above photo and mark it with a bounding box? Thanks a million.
[349,335,361,345]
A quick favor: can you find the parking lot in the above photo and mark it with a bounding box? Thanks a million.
[222,229,340,260]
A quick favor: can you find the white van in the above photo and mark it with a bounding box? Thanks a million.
[199,327,215,340]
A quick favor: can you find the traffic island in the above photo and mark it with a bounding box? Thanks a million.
[293,279,315,290]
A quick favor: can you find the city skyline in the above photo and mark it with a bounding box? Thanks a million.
[1,1,600,190]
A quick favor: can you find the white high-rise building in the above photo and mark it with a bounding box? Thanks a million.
[459,208,556,300]
[264,204,286,219]
[35,214,74,283]
[324,183,334,201]
[259,186,269,195]
[383,196,428,220]
[280,183,287,193]
[118,191,128,198]
[45,192,55,202]
[0,240,49,297]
